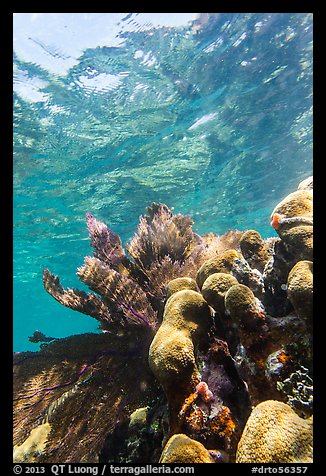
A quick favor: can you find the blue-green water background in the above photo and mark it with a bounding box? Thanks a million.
[13,13,313,352]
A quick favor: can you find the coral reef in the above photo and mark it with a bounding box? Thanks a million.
[14,177,313,463]
[236,400,313,463]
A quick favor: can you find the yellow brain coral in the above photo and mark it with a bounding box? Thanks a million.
[165,277,198,300]
[159,434,215,463]
[287,260,313,325]
[148,289,212,389]
[236,400,313,463]
[148,289,212,432]
[201,272,238,313]
[270,188,313,261]
[196,249,240,289]
[239,230,270,272]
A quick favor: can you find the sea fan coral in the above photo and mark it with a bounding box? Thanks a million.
[43,269,111,324]
[77,256,157,329]
[126,203,203,270]
[43,203,209,333]
[86,212,127,269]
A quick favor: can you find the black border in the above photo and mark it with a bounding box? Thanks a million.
[5,4,320,473]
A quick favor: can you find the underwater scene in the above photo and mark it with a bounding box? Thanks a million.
[13,13,313,464]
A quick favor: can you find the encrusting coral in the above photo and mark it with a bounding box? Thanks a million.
[236,400,313,463]
[13,177,313,464]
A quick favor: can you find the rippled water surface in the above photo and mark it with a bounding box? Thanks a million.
[13,13,313,351]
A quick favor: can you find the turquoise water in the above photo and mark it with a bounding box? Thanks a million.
[13,13,313,352]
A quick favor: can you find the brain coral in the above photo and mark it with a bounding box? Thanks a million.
[201,272,238,314]
[224,284,267,342]
[196,249,240,289]
[148,290,212,388]
[270,188,313,261]
[165,277,198,300]
[148,289,212,432]
[236,400,313,463]
[239,230,270,272]
[159,434,215,463]
[287,260,313,325]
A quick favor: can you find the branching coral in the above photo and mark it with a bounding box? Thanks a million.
[43,269,113,327]
[77,256,157,329]
[86,212,130,271]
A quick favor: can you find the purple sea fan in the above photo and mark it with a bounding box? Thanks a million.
[126,203,204,271]
[77,256,158,330]
[43,204,208,335]
[42,269,111,324]
[86,213,132,273]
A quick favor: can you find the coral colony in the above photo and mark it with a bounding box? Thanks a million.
[13,177,313,463]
